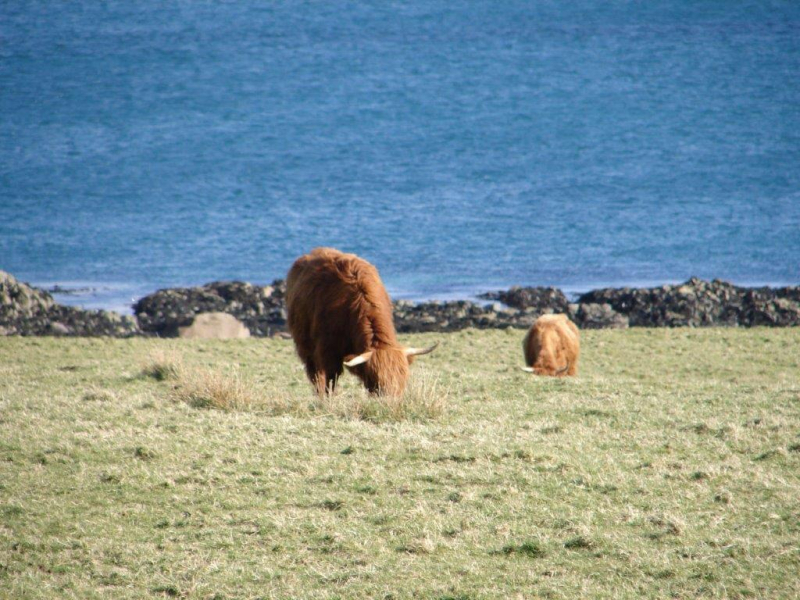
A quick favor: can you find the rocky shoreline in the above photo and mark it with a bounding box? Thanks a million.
[1,270,798,337]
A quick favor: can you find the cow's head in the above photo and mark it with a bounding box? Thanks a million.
[521,362,570,377]
[343,343,438,396]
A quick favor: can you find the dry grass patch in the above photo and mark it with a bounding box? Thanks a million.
[140,349,184,381]
[144,350,449,421]
[310,369,449,422]
[169,365,260,411]
[141,349,297,413]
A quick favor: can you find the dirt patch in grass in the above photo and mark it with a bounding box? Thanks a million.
[496,540,547,558]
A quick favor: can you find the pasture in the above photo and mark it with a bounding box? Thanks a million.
[1,328,798,599]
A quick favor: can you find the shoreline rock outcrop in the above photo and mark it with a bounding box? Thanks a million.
[133,280,287,337]
[478,286,570,313]
[1,271,798,337]
[123,277,800,334]
[578,277,800,328]
[0,271,140,337]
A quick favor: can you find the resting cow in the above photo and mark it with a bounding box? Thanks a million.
[521,314,579,377]
[286,248,437,396]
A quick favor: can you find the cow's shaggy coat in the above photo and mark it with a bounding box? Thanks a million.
[286,248,435,396]
[522,314,580,377]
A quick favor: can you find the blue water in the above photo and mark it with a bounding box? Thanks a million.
[2,1,799,313]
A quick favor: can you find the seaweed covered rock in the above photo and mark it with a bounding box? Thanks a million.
[741,287,800,327]
[2,270,798,337]
[0,271,140,336]
[393,299,549,333]
[133,280,287,337]
[579,277,800,328]
[572,303,629,329]
[478,286,570,313]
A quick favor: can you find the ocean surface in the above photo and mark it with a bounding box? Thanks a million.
[2,1,799,313]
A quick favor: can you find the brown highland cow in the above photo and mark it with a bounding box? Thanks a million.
[521,314,580,377]
[286,248,437,396]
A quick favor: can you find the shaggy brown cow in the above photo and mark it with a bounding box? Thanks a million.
[521,314,580,377]
[286,248,437,396]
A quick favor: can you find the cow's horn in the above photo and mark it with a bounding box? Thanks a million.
[343,351,373,367]
[556,362,570,375]
[404,342,439,357]
[520,366,535,373]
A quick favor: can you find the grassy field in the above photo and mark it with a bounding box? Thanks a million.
[1,328,799,599]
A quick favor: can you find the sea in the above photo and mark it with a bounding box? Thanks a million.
[2,1,799,314]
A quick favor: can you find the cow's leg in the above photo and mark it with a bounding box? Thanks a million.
[567,362,578,376]
[318,354,345,396]
[305,360,328,397]
[304,359,318,386]
[313,369,329,397]
[325,369,341,395]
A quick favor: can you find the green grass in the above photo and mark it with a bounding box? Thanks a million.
[0,328,799,599]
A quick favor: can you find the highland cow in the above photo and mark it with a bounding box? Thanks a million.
[521,314,580,377]
[286,248,437,396]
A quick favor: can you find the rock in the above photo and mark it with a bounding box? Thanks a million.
[134,279,287,337]
[44,285,95,296]
[479,286,570,313]
[0,271,140,337]
[48,322,71,336]
[574,303,629,329]
[578,278,800,328]
[178,312,251,339]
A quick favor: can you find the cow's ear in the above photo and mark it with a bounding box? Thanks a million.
[344,351,373,368]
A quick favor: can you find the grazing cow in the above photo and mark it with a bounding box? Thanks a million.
[286,248,437,396]
[521,314,579,377]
